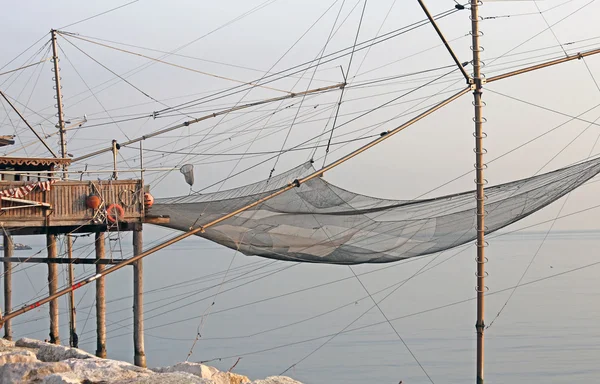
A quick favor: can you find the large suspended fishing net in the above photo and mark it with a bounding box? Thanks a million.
[151,158,600,264]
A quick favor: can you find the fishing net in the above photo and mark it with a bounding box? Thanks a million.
[151,158,600,264]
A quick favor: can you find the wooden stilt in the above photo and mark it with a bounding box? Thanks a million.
[3,235,13,340]
[133,229,146,367]
[95,232,106,358]
[67,236,77,347]
[47,234,60,344]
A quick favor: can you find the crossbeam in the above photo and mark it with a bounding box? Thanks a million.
[0,257,128,265]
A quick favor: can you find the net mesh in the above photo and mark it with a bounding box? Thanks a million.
[151,158,600,264]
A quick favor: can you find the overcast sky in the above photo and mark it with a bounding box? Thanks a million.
[2,0,600,230]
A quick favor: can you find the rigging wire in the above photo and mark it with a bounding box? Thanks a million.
[532,0,568,56]
[58,0,141,29]
[486,53,600,330]
[321,0,367,167]
[58,35,196,121]
[269,0,349,177]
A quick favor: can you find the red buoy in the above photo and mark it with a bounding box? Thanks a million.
[86,194,101,210]
[144,192,154,209]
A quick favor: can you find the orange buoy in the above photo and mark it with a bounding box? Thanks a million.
[86,194,101,210]
[106,204,125,223]
[144,192,154,209]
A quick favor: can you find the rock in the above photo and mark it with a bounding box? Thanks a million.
[15,337,48,349]
[62,357,153,382]
[212,371,251,384]
[0,338,15,348]
[250,377,303,384]
[0,349,39,364]
[118,372,216,384]
[36,343,97,362]
[0,361,71,383]
[154,362,219,379]
[154,362,250,384]
[42,372,82,384]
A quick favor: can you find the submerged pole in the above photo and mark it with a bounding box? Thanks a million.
[469,1,486,383]
[133,229,146,367]
[3,235,13,340]
[47,234,60,344]
[95,232,107,358]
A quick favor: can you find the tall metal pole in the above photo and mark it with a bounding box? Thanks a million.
[469,1,486,383]
[51,29,77,348]
[51,30,67,162]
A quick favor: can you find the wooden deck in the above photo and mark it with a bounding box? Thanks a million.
[0,179,144,235]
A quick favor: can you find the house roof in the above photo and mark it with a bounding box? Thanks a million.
[0,156,71,167]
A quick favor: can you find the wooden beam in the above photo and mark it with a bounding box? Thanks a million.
[143,215,170,224]
[0,257,129,265]
[133,229,146,368]
[95,232,106,358]
[3,235,12,340]
[47,235,60,344]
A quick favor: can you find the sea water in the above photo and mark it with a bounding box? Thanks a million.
[7,228,600,383]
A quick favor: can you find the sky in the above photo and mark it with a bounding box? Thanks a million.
[2,0,600,234]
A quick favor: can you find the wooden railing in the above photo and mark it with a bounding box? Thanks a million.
[0,179,144,228]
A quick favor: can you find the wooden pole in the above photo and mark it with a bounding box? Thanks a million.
[112,140,119,180]
[47,234,60,344]
[133,229,146,367]
[52,28,77,349]
[3,235,13,340]
[95,232,106,358]
[67,237,77,347]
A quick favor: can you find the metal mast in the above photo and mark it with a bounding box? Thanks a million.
[469,1,486,383]
[51,30,67,163]
[51,29,77,348]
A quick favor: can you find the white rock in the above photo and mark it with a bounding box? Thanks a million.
[0,349,39,364]
[118,372,216,384]
[0,361,71,383]
[62,357,153,382]
[42,372,82,384]
[15,337,48,349]
[36,343,97,362]
[250,376,304,384]
[0,338,15,348]
[154,361,219,379]
[212,371,251,384]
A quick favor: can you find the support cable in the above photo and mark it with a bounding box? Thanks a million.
[321,0,367,167]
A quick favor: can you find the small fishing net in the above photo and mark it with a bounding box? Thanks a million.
[151,158,600,264]
[180,164,195,187]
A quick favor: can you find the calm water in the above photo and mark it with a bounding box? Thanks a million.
[7,228,600,383]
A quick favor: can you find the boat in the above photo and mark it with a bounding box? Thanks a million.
[0,243,32,251]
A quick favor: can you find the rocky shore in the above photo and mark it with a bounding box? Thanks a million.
[0,338,302,384]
